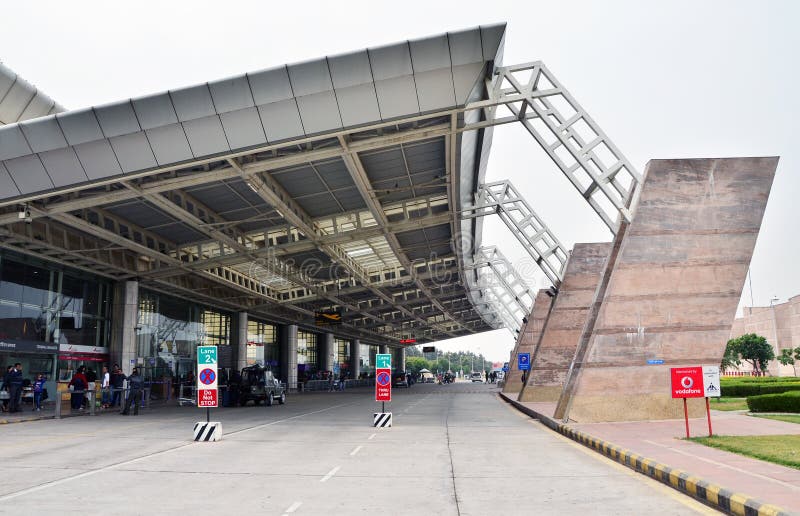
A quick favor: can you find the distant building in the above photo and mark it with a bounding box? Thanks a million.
[729,295,800,376]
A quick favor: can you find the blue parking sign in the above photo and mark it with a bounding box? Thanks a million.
[518,353,531,371]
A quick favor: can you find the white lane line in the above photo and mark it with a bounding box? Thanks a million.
[349,445,363,456]
[368,433,376,440]
[281,501,302,515]
[320,466,341,482]
[0,404,353,502]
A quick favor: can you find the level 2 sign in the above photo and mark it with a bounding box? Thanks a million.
[197,345,218,408]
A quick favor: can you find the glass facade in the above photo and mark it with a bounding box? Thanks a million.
[334,338,350,377]
[359,343,378,377]
[136,290,231,383]
[297,330,318,379]
[246,319,279,377]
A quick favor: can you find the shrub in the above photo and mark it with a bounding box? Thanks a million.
[746,391,800,413]
[721,382,800,397]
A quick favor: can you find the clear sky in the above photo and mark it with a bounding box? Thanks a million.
[2,0,797,362]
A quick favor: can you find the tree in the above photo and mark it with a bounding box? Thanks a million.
[777,347,800,377]
[728,333,775,374]
[720,339,741,373]
[405,357,430,375]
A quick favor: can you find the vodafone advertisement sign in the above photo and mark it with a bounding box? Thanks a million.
[670,366,721,398]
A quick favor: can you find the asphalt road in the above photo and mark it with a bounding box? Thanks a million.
[0,382,717,515]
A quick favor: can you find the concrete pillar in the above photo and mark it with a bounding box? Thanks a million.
[280,324,298,390]
[398,347,406,371]
[351,339,361,379]
[502,289,554,396]
[236,312,248,371]
[556,157,778,423]
[379,344,388,355]
[112,280,138,376]
[518,243,611,404]
[321,333,334,372]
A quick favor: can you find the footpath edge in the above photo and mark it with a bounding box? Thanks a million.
[498,391,793,516]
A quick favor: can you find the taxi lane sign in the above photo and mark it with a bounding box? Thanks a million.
[375,368,391,402]
[376,353,392,369]
[198,346,218,365]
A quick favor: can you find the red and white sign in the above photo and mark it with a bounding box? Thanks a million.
[671,366,720,398]
[375,368,392,402]
[198,389,218,407]
[671,367,704,398]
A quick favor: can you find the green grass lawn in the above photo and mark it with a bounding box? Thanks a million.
[689,435,800,470]
[708,397,748,411]
[752,414,800,425]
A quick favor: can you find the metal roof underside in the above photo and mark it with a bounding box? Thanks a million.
[0,24,509,345]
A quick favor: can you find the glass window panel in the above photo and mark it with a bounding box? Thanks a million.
[0,259,24,302]
[21,265,51,307]
[0,300,22,340]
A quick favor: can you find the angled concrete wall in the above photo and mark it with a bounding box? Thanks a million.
[502,289,553,396]
[556,157,778,422]
[519,243,611,403]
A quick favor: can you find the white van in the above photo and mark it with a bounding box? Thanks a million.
[470,372,484,382]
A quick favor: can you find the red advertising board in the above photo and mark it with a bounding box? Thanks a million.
[375,368,392,402]
[670,367,704,398]
[198,388,218,407]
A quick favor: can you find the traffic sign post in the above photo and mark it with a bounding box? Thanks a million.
[670,365,720,438]
[197,346,219,422]
[375,353,392,426]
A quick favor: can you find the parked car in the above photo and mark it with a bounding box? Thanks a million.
[470,371,484,383]
[393,371,409,388]
[239,365,286,406]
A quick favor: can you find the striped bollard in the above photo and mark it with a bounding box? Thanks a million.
[373,412,392,428]
[193,421,222,441]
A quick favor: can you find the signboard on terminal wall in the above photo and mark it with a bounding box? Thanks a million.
[518,353,531,371]
[197,345,218,408]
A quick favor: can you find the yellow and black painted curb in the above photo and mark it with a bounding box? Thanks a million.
[498,392,791,516]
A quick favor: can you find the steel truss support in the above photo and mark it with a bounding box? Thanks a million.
[466,246,536,333]
[463,179,568,286]
[464,62,642,233]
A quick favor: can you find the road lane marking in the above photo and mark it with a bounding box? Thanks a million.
[349,445,363,456]
[281,501,302,515]
[0,404,353,502]
[368,433,376,440]
[320,466,340,482]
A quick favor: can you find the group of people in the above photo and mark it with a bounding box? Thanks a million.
[1,364,48,413]
[64,364,145,416]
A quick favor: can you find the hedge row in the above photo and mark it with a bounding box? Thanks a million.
[722,383,800,397]
[721,376,800,384]
[746,391,800,413]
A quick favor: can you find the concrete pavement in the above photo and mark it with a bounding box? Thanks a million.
[0,383,715,515]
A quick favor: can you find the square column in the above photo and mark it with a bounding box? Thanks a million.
[556,157,778,422]
[110,280,138,376]
[280,324,298,390]
[351,339,361,379]
[236,312,248,371]
[321,333,335,372]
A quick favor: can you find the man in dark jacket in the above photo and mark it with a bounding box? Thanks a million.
[121,368,144,416]
[110,364,125,407]
[8,363,23,413]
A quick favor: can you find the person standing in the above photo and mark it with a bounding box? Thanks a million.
[68,366,88,411]
[85,367,97,409]
[1,365,12,412]
[121,368,144,416]
[32,374,46,411]
[100,366,111,409]
[110,365,125,408]
[8,363,23,413]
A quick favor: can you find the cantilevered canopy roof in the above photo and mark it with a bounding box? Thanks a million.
[0,24,509,345]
